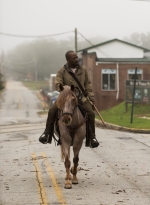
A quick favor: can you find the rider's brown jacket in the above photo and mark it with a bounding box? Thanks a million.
[55,63,95,103]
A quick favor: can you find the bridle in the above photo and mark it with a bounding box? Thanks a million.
[58,88,87,133]
[61,105,77,117]
[60,106,87,133]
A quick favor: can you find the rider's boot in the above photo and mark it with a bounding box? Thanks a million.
[39,122,54,144]
[89,127,99,148]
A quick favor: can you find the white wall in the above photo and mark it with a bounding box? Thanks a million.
[144,52,150,57]
[88,40,144,58]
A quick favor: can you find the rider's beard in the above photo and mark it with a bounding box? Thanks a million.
[72,62,79,68]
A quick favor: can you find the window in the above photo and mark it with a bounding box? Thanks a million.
[128,69,142,80]
[102,69,116,90]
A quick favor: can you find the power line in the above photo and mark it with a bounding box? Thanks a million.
[2,65,35,78]
[6,59,35,65]
[78,31,94,47]
[78,31,115,61]
[1,28,121,62]
[0,30,73,38]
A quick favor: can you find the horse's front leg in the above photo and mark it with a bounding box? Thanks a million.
[64,155,72,189]
[71,139,83,184]
[71,154,79,184]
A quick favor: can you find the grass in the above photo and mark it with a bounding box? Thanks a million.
[0,90,3,95]
[22,80,49,90]
[0,85,5,96]
[37,110,48,116]
[98,102,150,129]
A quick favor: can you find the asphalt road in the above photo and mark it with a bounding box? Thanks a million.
[0,81,150,205]
[0,81,44,126]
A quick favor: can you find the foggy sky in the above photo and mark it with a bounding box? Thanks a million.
[0,0,150,52]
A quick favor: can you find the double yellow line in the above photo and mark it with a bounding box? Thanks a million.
[32,152,67,205]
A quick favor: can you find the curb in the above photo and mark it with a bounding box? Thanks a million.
[95,119,150,134]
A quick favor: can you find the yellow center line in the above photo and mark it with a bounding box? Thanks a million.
[32,153,48,205]
[41,152,67,205]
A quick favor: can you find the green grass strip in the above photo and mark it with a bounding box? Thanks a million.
[98,102,150,129]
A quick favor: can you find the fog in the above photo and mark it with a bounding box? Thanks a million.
[0,0,150,52]
[0,0,150,81]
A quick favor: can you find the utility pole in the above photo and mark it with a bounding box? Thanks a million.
[130,67,137,124]
[75,28,77,53]
[33,58,37,81]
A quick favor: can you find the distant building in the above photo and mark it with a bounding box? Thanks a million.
[49,74,56,92]
[78,39,150,111]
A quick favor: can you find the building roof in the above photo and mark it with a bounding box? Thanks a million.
[97,57,150,63]
[77,38,150,53]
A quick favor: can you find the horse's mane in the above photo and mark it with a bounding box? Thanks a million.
[56,86,78,110]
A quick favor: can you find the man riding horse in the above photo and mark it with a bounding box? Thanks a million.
[39,50,99,148]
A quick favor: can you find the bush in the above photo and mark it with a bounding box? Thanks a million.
[0,73,4,90]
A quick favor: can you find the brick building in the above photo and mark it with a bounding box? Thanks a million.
[78,39,150,111]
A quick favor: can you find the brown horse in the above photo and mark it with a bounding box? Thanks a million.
[55,84,86,189]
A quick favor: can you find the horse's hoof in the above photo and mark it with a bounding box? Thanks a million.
[72,179,78,184]
[65,180,72,189]
[64,184,72,189]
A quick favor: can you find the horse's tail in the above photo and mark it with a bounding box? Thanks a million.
[60,145,70,162]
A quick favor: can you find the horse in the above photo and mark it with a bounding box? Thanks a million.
[55,84,86,189]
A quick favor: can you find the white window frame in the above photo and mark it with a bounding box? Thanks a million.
[101,69,116,91]
[128,69,143,80]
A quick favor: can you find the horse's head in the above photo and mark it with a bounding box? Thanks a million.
[56,85,78,126]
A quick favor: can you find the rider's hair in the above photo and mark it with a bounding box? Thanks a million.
[65,50,75,60]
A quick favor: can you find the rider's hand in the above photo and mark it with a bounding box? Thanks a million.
[89,97,95,110]
[89,97,95,104]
